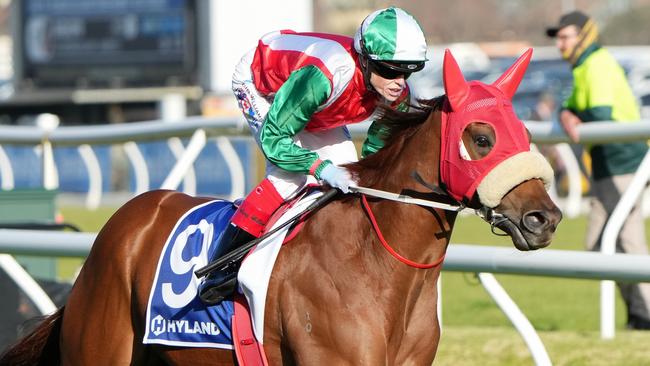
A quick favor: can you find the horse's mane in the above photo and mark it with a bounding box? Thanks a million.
[348,95,446,186]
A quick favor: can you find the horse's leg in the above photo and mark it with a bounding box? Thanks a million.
[264,253,368,365]
[393,271,442,364]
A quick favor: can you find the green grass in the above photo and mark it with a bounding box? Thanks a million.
[436,327,650,366]
[57,205,650,364]
[437,214,650,365]
[444,214,621,332]
[56,206,118,279]
[59,205,119,232]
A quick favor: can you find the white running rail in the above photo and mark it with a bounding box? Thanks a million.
[123,141,150,195]
[0,144,14,190]
[0,254,57,315]
[479,273,552,366]
[216,136,246,201]
[161,129,207,191]
[78,144,102,210]
[599,149,650,339]
[3,117,650,356]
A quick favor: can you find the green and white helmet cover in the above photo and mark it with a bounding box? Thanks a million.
[354,7,427,70]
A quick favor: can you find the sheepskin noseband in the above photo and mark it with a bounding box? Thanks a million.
[476,151,553,208]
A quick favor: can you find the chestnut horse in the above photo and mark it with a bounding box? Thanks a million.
[1,50,561,365]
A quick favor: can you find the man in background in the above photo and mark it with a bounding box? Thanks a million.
[547,10,650,329]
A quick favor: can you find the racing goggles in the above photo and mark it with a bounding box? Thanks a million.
[369,59,424,80]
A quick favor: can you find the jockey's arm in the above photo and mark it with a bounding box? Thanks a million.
[259,65,334,179]
[361,121,390,158]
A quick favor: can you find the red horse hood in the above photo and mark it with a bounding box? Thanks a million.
[439,49,554,207]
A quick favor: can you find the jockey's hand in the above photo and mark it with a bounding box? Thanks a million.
[319,164,356,193]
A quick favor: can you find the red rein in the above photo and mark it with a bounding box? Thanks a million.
[360,194,446,269]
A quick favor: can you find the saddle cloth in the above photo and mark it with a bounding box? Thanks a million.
[143,190,322,353]
[143,199,237,349]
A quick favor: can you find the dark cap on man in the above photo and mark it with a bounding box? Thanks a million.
[546,11,590,37]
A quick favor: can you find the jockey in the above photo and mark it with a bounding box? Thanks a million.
[199,7,428,304]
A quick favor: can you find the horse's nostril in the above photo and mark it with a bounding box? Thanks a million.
[522,210,549,234]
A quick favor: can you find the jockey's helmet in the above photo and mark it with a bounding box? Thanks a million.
[354,7,427,77]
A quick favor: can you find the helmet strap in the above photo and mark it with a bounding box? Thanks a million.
[358,38,377,93]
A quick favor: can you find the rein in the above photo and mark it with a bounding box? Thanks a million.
[351,186,464,212]
[353,175,461,269]
[353,183,510,268]
[352,180,509,231]
[360,194,446,269]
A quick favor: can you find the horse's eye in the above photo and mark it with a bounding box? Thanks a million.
[475,135,491,148]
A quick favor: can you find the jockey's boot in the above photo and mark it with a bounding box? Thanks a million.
[199,178,284,305]
[198,223,255,305]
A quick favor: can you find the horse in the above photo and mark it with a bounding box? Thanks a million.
[1,49,562,365]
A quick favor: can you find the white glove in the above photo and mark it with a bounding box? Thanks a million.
[319,164,356,193]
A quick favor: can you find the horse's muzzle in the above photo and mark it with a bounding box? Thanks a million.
[495,206,562,251]
[522,210,559,235]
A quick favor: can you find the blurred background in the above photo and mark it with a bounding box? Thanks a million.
[1,1,650,364]
[0,0,648,125]
[0,0,648,195]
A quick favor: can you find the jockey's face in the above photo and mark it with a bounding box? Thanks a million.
[370,71,407,102]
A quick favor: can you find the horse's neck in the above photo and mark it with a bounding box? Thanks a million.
[361,112,454,276]
[374,112,442,192]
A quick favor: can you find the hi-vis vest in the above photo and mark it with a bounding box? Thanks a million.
[564,46,647,179]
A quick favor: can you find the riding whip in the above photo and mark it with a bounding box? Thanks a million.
[195,188,339,278]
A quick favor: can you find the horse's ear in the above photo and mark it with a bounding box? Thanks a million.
[443,49,469,111]
[492,48,533,100]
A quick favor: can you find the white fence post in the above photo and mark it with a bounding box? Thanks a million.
[161,129,207,190]
[78,144,102,210]
[0,144,14,190]
[478,273,552,366]
[599,149,650,339]
[123,141,150,195]
[0,254,56,315]
[167,137,198,195]
[437,275,443,331]
[37,113,60,191]
[216,136,246,200]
